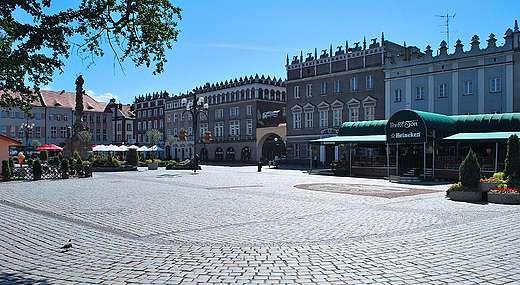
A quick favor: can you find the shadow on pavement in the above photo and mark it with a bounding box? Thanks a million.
[0,273,50,284]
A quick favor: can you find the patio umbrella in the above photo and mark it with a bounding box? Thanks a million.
[47,144,63,151]
[137,145,149,152]
[36,144,49,151]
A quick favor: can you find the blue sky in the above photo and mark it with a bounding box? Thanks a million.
[42,0,520,105]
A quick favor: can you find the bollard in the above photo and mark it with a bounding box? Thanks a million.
[258,161,262,172]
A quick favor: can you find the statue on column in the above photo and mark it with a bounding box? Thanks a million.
[64,75,91,158]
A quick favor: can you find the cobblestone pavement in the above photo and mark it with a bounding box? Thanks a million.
[1,165,519,284]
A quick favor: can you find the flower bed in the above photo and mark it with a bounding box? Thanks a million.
[487,188,520,205]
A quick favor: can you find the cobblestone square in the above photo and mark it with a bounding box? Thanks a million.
[1,165,519,284]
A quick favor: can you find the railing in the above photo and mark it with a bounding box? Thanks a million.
[435,156,495,171]
[12,163,92,180]
[352,155,396,168]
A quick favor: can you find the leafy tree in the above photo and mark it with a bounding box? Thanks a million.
[77,130,91,143]
[165,135,178,146]
[1,0,182,111]
[32,139,42,149]
[146,129,162,146]
[459,148,481,189]
[504,134,520,188]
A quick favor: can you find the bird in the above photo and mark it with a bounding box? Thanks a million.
[60,239,72,251]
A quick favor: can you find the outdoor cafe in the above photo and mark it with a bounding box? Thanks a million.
[310,110,520,180]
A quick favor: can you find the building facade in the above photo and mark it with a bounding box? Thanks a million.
[285,36,408,166]
[134,91,169,145]
[385,22,520,117]
[164,75,286,163]
[107,99,136,145]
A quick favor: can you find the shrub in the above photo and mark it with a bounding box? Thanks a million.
[166,161,179,169]
[447,182,478,193]
[504,134,520,189]
[39,150,48,161]
[9,156,16,169]
[49,156,61,166]
[88,152,95,162]
[61,159,69,176]
[2,160,11,178]
[73,149,81,160]
[126,149,139,166]
[493,172,504,180]
[93,156,121,167]
[33,159,42,179]
[26,158,34,167]
[459,148,481,189]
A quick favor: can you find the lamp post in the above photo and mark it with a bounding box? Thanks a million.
[274,137,284,157]
[20,121,35,152]
[181,94,209,172]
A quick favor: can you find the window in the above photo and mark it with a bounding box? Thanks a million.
[103,130,107,141]
[199,123,208,138]
[137,122,141,131]
[319,110,328,128]
[173,128,178,136]
[1,111,6,118]
[126,134,131,142]
[10,126,15,138]
[138,134,142,142]
[102,116,106,123]
[61,127,67,138]
[349,108,358,122]
[334,80,341,93]
[366,75,374,89]
[365,106,375,121]
[167,114,171,123]
[138,111,141,118]
[10,112,15,118]
[215,109,224,119]
[127,123,132,131]
[394,89,402,102]
[350,77,358,91]
[159,120,164,128]
[463,81,473,95]
[96,129,101,140]
[246,119,253,135]
[167,129,171,136]
[416,86,424,100]
[173,113,178,122]
[153,109,157,116]
[56,114,61,121]
[117,124,122,131]
[0,125,5,134]
[19,128,23,138]
[188,127,193,136]
[96,116,100,123]
[293,112,301,129]
[294,144,301,158]
[49,114,53,121]
[294,86,301,98]
[142,111,146,118]
[306,84,312,97]
[19,112,24,119]
[333,109,342,127]
[439,83,448,98]
[159,108,163,115]
[146,110,151,117]
[89,116,94,123]
[305,111,313,129]
[35,113,41,120]
[153,120,157,129]
[148,121,152,130]
[230,120,240,136]
[214,122,224,137]
[490,78,501,92]
[35,127,41,138]
[230,107,239,117]
[321,82,327,95]
[247,105,252,115]
[64,115,68,121]
[51,126,57,138]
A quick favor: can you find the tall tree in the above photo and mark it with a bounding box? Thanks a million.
[146,129,161,146]
[1,0,182,111]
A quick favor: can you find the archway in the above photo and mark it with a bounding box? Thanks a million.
[215,147,224,161]
[165,145,171,160]
[241,147,251,162]
[261,134,285,160]
[226,147,235,161]
[200,148,208,161]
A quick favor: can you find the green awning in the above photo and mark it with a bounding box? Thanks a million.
[310,135,387,145]
[443,132,520,141]
[338,120,387,136]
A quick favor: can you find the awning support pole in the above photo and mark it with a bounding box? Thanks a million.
[495,142,499,173]
[386,144,389,179]
[349,143,352,175]
[309,145,313,174]
[432,138,435,179]
[424,142,427,180]
[396,143,399,175]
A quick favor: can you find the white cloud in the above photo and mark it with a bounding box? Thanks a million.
[41,85,52,91]
[85,89,118,103]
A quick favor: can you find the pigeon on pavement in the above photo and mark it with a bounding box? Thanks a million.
[60,239,72,251]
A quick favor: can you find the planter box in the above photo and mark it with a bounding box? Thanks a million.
[478,182,502,192]
[487,193,520,205]
[92,166,138,172]
[448,191,483,202]
[148,162,158,170]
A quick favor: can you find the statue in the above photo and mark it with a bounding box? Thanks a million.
[64,75,91,159]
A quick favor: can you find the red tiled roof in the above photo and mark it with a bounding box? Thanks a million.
[39,90,107,112]
[0,134,22,146]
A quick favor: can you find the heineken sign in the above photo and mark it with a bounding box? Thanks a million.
[386,110,426,144]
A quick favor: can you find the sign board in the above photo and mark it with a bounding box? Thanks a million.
[386,110,426,144]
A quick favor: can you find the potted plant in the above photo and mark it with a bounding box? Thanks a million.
[61,158,69,179]
[33,159,43,180]
[447,148,482,201]
[488,185,520,204]
[1,160,11,181]
[39,150,48,162]
[478,173,504,192]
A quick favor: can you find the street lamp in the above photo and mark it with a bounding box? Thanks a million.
[274,137,284,156]
[20,121,35,152]
[181,94,209,172]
